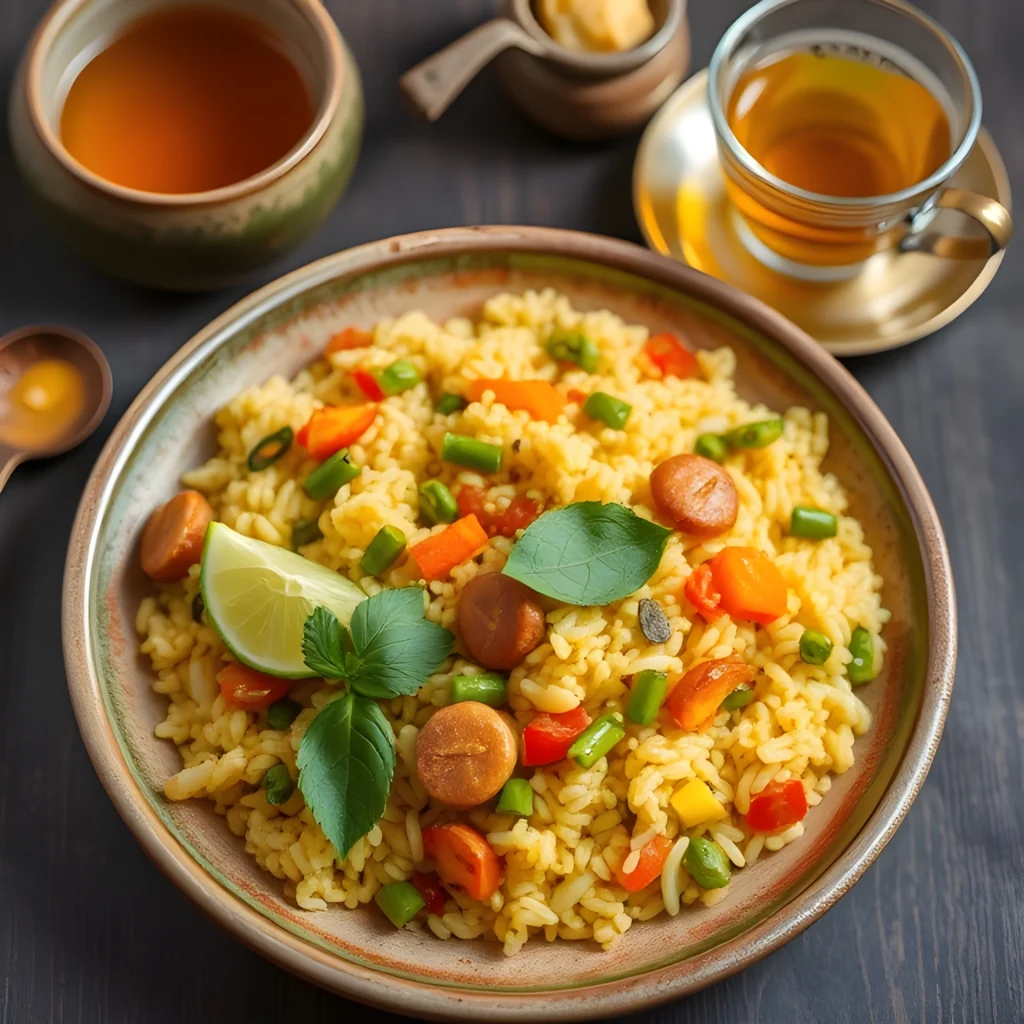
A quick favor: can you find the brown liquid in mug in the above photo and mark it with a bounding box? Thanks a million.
[727,51,951,198]
[60,7,313,194]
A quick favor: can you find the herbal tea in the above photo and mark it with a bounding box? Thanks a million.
[727,50,951,198]
[60,7,313,194]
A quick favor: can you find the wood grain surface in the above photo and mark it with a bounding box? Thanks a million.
[0,1,1021,1021]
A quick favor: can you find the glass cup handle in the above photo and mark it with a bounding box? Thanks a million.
[900,189,1014,260]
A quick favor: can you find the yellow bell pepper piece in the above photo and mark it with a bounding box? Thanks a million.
[670,778,727,828]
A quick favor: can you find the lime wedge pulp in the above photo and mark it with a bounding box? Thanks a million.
[200,522,366,678]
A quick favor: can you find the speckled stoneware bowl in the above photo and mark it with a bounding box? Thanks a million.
[9,0,362,291]
[63,227,955,1019]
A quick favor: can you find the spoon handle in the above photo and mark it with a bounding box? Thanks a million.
[0,447,23,496]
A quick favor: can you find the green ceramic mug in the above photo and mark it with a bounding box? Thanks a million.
[9,0,363,291]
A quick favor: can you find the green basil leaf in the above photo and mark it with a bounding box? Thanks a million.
[302,606,347,678]
[348,587,454,698]
[502,501,671,605]
[296,692,395,861]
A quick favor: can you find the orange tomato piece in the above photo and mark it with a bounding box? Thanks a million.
[709,546,788,624]
[216,664,292,710]
[644,333,699,379]
[614,834,673,892]
[351,369,384,401]
[422,824,502,902]
[409,514,490,582]
[683,563,722,620]
[325,327,373,355]
[666,658,756,732]
[468,379,566,424]
[297,404,377,460]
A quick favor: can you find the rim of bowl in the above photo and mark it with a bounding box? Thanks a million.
[706,0,983,209]
[62,226,956,1019]
[513,0,684,75]
[25,0,345,208]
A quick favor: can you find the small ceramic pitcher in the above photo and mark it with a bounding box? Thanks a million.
[9,0,363,291]
[402,0,689,141]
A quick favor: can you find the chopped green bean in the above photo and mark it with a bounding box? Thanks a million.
[361,525,407,576]
[291,517,323,549]
[627,670,668,726]
[695,434,728,463]
[375,881,425,928]
[547,330,600,373]
[799,629,833,666]
[261,763,294,806]
[683,836,731,889]
[436,392,467,415]
[247,426,293,472]
[568,712,625,768]
[376,359,421,396]
[451,672,507,708]
[441,432,503,473]
[496,778,534,816]
[583,392,632,429]
[848,626,877,685]
[789,506,838,540]
[304,449,360,500]
[419,480,459,525]
[267,697,302,731]
[726,418,784,449]
[720,685,754,711]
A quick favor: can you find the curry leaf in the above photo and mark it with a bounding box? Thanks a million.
[502,501,671,605]
[296,692,395,861]
[347,587,454,698]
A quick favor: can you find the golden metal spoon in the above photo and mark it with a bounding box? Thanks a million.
[0,325,112,494]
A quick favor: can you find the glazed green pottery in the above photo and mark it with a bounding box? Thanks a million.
[9,0,362,291]
[62,228,955,1018]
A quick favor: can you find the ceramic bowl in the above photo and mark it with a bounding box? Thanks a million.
[9,0,363,291]
[63,227,955,1019]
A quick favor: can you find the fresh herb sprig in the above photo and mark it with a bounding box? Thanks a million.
[296,588,453,860]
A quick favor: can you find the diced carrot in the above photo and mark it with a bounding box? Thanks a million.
[614,834,673,892]
[297,404,377,460]
[468,379,566,424]
[709,546,788,624]
[217,664,292,710]
[644,333,699,379]
[666,658,756,732]
[422,824,502,901]
[351,369,384,401]
[566,388,587,404]
[683,563,722,620]
[325,326,374,355]
[409,514,489,581]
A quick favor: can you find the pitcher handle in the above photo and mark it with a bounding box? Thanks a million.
[900,188,1013,260]
[400,18,545,122]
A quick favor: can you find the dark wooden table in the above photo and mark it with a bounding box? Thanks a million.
[1,1,1021,1021]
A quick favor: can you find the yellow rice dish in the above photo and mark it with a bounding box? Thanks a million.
[136,289,888,956]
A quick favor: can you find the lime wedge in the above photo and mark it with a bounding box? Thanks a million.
[200,522,366,678]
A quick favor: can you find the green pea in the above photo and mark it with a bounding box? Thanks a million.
[419,480,459,525]
[267,698,302,731]
[695,434,728,463]
[683,836,731,889]
[799,629,833,665]
[436,392,467,416]
[720,685,754,711]
[547,330,600,373]
[726,418,784,449]
[789,507,838,540]
[261,763,294,806]
[848,626,877,684]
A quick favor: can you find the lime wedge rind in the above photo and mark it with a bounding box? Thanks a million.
[200,522,366,679]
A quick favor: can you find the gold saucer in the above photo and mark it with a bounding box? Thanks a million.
[633,69,1012,356]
